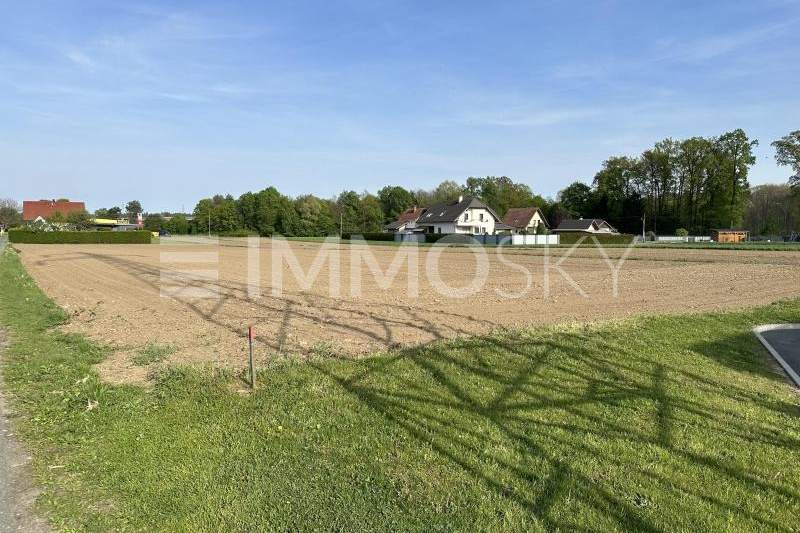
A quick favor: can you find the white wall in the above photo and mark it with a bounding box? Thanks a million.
[455,207,496,234]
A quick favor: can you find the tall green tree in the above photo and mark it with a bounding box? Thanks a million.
[336,191,362,234]
[715,129,757,228]
[377,186,416,223]
[558,182,594,217]
[771,130,800,189]
[674,137,714,232]
[0,199,22,228]
[294,195,336,236]
[163,214,190,234]
[360,194,384,232]
[125,200,142,223]
[65,210,92,230]
[593,157,639,219]
[144,214,165,232]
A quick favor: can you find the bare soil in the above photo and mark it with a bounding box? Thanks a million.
[15,239,800,385]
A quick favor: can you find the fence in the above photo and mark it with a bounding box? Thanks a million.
[655,236,711,243]
[510,234,560,246]
[394,233,426,243]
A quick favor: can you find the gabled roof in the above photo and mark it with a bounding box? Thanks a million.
[502,207,548,229]
[555,218,618,232]
[384,206,426,229]
[23,200,86,221]
[417,197,501,224]
[555,218,596,231]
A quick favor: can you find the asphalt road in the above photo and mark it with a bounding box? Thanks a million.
[0,331,48,533]
[760,327,800,387]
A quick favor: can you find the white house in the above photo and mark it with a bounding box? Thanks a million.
[415,196,506,235]
[501,207,549,234]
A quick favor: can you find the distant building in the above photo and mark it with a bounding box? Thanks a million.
[415,196,506,235]
[711,229,748,243]
[23,199,85,222]
[501,207,549,234]
[554,218,619,234]
[384,206,427,233]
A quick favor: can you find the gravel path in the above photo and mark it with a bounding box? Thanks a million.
[0,330,49,532]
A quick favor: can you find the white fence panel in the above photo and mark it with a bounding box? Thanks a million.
[510,234,559,246]
[394,233,425,243]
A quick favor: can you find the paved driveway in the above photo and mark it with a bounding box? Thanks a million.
[755,325,800,387]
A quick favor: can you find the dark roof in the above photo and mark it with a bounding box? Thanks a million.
[555,218,618,233]
[417,197,500,224]
[711,228,748,232]
[384,207,426,229]
[23,200,86,221]
[555,218,596,231]
[502,207,547,229]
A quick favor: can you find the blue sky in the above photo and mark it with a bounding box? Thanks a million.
[1,0,799,212]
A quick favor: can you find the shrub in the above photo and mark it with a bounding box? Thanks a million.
[675,228,689,237]
[425,233,486,244]
[219,229,259,237]
[9,230,152,244]
[341,232,396,241]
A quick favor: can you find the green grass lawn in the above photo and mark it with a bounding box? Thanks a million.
[1,246,799,531]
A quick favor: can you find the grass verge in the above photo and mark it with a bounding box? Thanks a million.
[0,246,799,531]
[132,343,176,366]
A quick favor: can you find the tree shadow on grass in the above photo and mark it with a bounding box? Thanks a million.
[691,331,786,382]
[311,330,800,531]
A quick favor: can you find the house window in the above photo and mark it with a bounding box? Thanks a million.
[464,212,469,222]
[437,227,442,234]
[479,213,484,221]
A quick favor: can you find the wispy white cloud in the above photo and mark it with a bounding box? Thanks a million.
[660,20,796,63]
[461,107,602,127]
[64,49,94,68]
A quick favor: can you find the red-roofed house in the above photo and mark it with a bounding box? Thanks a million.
[501,207,549,234]
[383,206,427,233]
[23,199,86,222]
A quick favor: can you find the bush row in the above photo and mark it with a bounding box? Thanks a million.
[340,232,397,241]
[9,230,152,244]
[557,233,636,245]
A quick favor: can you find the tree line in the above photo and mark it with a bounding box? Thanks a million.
[2,129,797,238]
[174,177,550,236]
[557,128,800,236]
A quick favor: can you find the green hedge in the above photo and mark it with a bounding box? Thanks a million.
[424,233,481,244]
[9,230,152,244]
[557,233,636,245]
[341,232,396,241]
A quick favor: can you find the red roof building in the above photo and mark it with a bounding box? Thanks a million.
[22,200,86,221]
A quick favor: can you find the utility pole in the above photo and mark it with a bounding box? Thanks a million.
[642,212,646,242]
[340,213,343,238]
[208,211,211,238]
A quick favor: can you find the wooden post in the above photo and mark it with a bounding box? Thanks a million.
[248,325,256,389]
